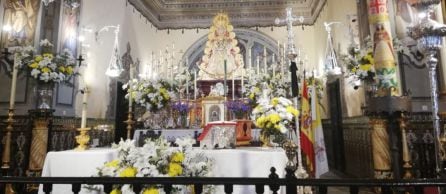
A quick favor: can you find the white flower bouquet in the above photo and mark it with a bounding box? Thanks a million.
[123,78,177,112]
[93,137,214,194]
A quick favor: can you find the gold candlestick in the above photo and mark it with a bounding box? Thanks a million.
[2,109,16,194]
[124,112,135,139]
[75,128,91,151]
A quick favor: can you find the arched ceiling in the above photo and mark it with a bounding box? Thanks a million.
[128,0,327,29]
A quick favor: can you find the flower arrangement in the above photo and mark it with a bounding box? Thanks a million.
[171,101,191,115]
[8,46,35,67]
[243,72,289,107]
[26,39,76,83]
[226,100,250,119]
[124,78,176,112]
[93,137,214,194]
[251,97,299,136]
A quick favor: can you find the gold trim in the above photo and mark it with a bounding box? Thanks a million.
[368,14,389,24]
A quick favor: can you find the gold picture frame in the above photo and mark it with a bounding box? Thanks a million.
[201,96,226,127]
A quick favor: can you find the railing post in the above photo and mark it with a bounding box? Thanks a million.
[268,167,280,194]
[319,186,327,194]
[285,168,297,194]
[194,184,203,194]
[349,186,358,194]
[103,184,112,194]
[132,184,142,193]
[43,183,52,194]
[71,183,81,194]
[224,184,233,194]
[163,184,172,194]
[255,184,265,194]
[414,186,423,194]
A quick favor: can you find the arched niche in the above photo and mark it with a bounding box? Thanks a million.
[183,29,280,71]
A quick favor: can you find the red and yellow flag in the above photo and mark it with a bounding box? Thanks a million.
[300,78,315,175]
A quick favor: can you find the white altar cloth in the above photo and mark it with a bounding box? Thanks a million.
[38,149,118,194]
[38,147,286,194]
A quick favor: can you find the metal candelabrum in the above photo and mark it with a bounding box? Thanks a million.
[409,0,446,176]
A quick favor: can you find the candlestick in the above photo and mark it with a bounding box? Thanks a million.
[9,53,19,110]
[224,60,227,121]
[263,46,267,74]
[256,56,260,74]
[80,87,89,128]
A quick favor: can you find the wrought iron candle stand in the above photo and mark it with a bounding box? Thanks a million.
[408,0,446,177]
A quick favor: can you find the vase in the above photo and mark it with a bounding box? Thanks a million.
[35,82,54,109]
[260,131,272,147]
[177,114,188,128]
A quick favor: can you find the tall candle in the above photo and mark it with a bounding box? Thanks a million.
[248,47,252,69]
[241,70,244,98]
[277,40,280,56]
[9,53,18,109]
[256,56,260,74]
[81,87,88,128]
[186,70,190,101]
[224,60,227,96]
[129,64,134,112]
[232,73,235,100]
[194,70,197,101]
[263,46,267,73]
[272,54,276,78]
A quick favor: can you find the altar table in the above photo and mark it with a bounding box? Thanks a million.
[39,147,286,194]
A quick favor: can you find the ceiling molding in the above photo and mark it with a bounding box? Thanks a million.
[128,0,327,29]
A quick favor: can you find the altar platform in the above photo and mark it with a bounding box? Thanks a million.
[39,147,286,194]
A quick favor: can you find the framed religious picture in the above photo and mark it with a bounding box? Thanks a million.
[56,1,81,107]
[0,0,40,106]
[201,96,226,127]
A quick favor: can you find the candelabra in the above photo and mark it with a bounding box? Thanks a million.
[408,0,446,177]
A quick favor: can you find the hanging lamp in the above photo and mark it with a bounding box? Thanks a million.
[105,25,123,77]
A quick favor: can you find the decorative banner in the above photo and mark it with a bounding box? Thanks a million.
[367,0,400,96]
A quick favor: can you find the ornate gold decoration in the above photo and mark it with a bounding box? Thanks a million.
[260,131,272,147]
[283,139,297,171]
[399,113,412,179]
[370,118,392,177]
[28,116,50,171]
[124,112,135,139]
[75,128,91,151]
[2,109,16,194]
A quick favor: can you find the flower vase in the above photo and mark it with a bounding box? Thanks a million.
[35,82,54,109]
[260,131,272,147]
[177,114,188,128]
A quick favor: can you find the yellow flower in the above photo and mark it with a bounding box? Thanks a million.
[66,66,73,75]
[29,63,38,69]
[119,167,137,177]
[268,114,281,124]
[43,53,53,59]
[253,87,260,93]
[58,66,66,72]
[286,106,299,117]
[359,64,372,71]
[35,55,43,62]
[274,124,280,130]
[41,67,50,73]
[105,160,119,168]
[168,163,183,177]
[171,152,185,163]
[255,116,266,128]
[159,88,170,100]
[271,98,279,106]
[142,188,159,194]
[249,93,255,100]
[110,189,121,194]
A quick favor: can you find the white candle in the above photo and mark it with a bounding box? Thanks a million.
[248,47,252,69]
[194,70,197,101]
[277,40,280,56]
[81,87,88,128]
[232,73,235,99]
[241,70,244,98]
[256,56,260,74]
[272,54,276,78]
[129,64,134,112]
[186,70,190,101]
[263,46,267,74]
[9,53,19,109]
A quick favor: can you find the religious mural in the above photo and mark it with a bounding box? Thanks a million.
[1,0,40,48]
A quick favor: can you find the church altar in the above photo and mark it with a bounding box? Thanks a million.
[38,147,287,194]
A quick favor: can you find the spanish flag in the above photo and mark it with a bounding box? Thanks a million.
[300,78,315,175]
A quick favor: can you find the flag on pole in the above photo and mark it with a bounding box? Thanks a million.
[300,77,315,175]
[310,80,329,178]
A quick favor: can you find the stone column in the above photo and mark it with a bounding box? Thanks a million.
[367,0,400,97]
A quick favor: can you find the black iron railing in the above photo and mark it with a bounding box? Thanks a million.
[1,168,446,194]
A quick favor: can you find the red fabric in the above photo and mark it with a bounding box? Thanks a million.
[197,122,236,141]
